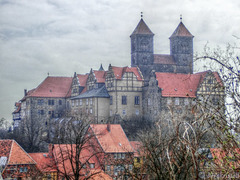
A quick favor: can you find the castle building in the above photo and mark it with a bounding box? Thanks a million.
[13,17,224,128]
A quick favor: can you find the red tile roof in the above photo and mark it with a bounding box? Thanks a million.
[93,70,107,83]
[13,102,21,114]
[130,141,142,157]
[154,54,176,65]
[131,19,154,35]
[111,66,143,81]
[0,140,36,165]
[28,76,73,98]
[29,153,57,173]
[52,144,101,177]
[88,170,113,180]
[77,74,89,87]
[89,124,133,153]
[156,73,202,97]
[210,148,240,168]
[170,22,193,38]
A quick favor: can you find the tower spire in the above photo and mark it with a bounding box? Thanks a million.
[180,14,182,22]
[141,12,143,19]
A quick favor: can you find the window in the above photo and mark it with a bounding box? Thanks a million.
[184,98,189,105]
[148,98,151,106]
[129,164,133,171]
[135,109,139,115]
[90,163,95,169]
[122,96,127,105]
[80,99,82,106]
[38,110,44,115]
[175,98,180,105]
[59,100,62,105]
[114,153,117,159]
[86,108,88,114]
[110,96,113,105]
[72,100,74,107]
[86,99,88,105]
[122,153,125,159]
[122,109,126,115]
[76,100,79,106]
[90,108,93,114]
[38,99,44,105]
[90,98,93,105]
[118,153,121,159]
[167,98,172,105]
[110,110,112,116]
[48,100,54,105]
[135,96,140,105]
[107,165,111,171]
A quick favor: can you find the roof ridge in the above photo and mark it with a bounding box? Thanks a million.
[6,140,13,166]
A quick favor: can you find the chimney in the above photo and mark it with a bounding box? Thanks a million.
[48,144,54,158]
[107,123,111,132]
[24,89,27,96]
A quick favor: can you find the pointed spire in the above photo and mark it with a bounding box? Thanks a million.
[131,18,154,36]
[170,20,193,38]
[98,64,104,71]
[74,72,77,77]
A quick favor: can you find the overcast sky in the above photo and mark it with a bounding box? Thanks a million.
[0,0,239,121]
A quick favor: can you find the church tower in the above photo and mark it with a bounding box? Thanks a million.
[130,18,154,68]
[170,19,194,74]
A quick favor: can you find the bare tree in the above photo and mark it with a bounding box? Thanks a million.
[50,110,104,180]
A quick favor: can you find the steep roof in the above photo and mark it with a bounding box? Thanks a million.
[77,74,89,87]
[170,22,193,38]
[0,140,36,165]
[93,70,107,83]
[131,18,154,36]
[89,124,133,153]
[156,73,202,98]
[52,144,101,177]
[71,86,110,99]
[154,54,176,65]
[29,153,57,172]
[111,66,143,81]
[27,76,73,98]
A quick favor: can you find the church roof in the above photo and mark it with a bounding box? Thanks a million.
[131,18,154,36]
[71,86,110,99]
[154,54,176,65]
[170,22,193,38]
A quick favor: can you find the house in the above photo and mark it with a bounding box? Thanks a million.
[0,140,39,179]
[143,70,224,123]
[88,124,134,178]
[29,152,57,180]
[50,143,104,179]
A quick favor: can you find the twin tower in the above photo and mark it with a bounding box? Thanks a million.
[130,18,194,79]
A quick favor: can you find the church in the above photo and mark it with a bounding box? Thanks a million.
[13,17,224,128]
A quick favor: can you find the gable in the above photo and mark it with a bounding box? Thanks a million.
[0,140,36,165]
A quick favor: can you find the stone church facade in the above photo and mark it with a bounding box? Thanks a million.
[13,18,224,128]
